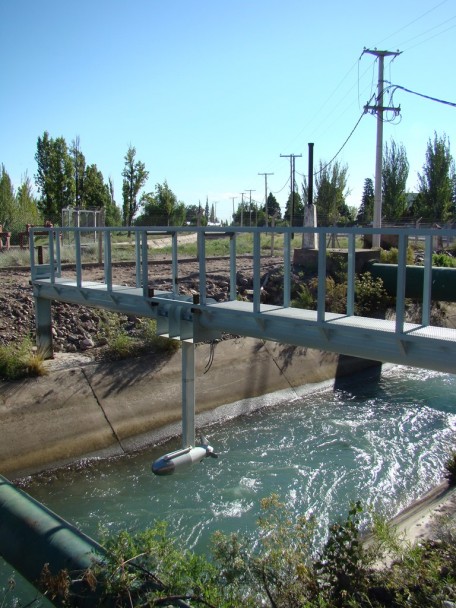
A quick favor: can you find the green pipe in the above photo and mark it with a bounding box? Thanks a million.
[0,474,106,606]
[367,263,456,302]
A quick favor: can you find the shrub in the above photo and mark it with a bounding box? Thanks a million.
[432,253,456,268]
[355,272,391,316]
[0,337,47,380]
[97,314,180,360]
[380,246,414,265]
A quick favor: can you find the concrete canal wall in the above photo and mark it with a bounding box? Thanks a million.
[0,338,380,479]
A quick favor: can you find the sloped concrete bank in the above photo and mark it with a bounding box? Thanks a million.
[0,338,380,479]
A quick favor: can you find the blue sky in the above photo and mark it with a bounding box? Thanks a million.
[1,0,455,222]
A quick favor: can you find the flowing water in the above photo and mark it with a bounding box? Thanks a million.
[1,365,456,605]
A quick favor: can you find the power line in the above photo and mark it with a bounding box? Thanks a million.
[385,83,456,108]
[258,172,274,226]
[375,0,449,47]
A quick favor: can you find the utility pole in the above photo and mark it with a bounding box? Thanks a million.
[363,48,401,247]
[280,153,302,234]
[240,192,245,227]
[245,189,256,226]
[231,196,238,225]
[258,172,274,226]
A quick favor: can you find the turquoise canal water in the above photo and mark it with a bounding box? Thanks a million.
[1,365,456,605]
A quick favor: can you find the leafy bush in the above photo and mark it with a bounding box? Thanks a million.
[30,493,456,607]
[432,253,456,268]
[97,314,180,360]
[0,337,47,380]
[292,276,347,314]
[355,272,391,316]
[380,246,414,265]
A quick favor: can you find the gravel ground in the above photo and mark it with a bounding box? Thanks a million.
[1,253,455,361]
[0,255,285,359]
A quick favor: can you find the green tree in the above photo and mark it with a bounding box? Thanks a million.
[415,132,455,222]
[70,136,85,207]
[264,192,281,221]
[185,204,203,225]
[204,196,209,220]
[35,131,75,222]
[137,181,185,226]
[357,177,374,224]
[284,190,303,225]
[382,139,409,221]
[105,177,122,226]
[0,165,15,229]
[122,145,149,227]
[315,160,350,225]
[14,175,41,233]
[83,164,110,209]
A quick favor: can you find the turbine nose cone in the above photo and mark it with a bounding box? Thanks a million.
[151,458,175,476]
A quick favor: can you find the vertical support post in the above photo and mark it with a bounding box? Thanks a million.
[48,230,55,283]
[141,229,149,297]
[135,231,141,288]
[317,231,327,323]
[75,230,82,288]
[198,231,207,305]
[229,233,237,301]
[346,232,355,316]
[172,231,178,297]
[283,232,291,307]
[182,341,195,448]
[422,234,432,326]
[35,296,53,359]
[55,228,61,273]
[253,231,261,313]
[395,232,407,334]
[104,230,112,291]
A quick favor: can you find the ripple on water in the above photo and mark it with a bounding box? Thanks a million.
[16,366,456,554]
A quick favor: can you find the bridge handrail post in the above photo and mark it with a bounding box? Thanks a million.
[48,229,55,283]
[198,230,206,305]
[54,227,62,274]
[74,229,82,288]
[422,234,432,326]
[283,232,291,308]
[135,231,141,288]
[104,229,113,291]
[172,231,178,297]
[317,231,327,323]
[346,232,355,316]
[253,231,261,313]
[141,229,149,296]
[229,233,237,300]
[395,231,407,333]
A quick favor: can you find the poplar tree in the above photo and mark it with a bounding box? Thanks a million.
[416,132,455,223]
[0,165,15,228]
[35,131,74,222]
[122,145,149,226]
[315,160,350,226]
[382,140,409,221]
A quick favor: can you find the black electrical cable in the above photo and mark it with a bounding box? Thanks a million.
[385,84,456,108]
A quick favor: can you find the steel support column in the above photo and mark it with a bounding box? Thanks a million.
[34,295,53,358]
[182,341,195,448]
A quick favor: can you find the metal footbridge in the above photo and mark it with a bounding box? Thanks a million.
[30,225,455,445]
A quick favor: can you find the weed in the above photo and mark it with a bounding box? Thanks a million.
[432,253,456,268]
[380,246,415,265]
[0,337,47,380]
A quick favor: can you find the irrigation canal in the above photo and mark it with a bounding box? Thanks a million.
[1,364,456,606]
